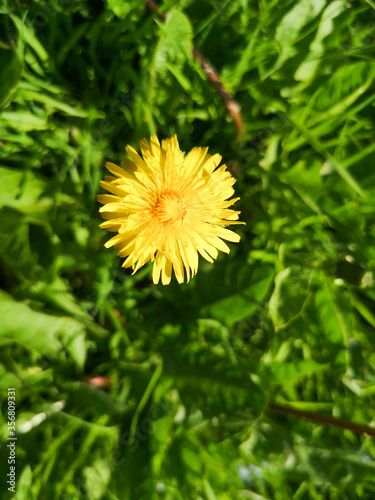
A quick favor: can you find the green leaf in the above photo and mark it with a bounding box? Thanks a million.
[294,0,347,82]
[9,13,49,63]
[0,291,86,368]
[162,343,265,417]
[0,45,22,107]
[0,167,49,212]
[14,465,33,500]
[286,114,365,197]
[18,276,97,325]
[311,62,375,121]
[84,459,111,500]
[296,446,375,485]
[311,284,350,347]
[0,208,35,278]
[275,0,327,64]
[18,89,93,118]
[199,263,274,326]
[269,268,310,328]
[152,10,193,80]
[229,24,261,90]
[106,0,138,18]
[1,111,49,131]
[258,360,328,389]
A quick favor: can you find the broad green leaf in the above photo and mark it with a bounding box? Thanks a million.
[279,160,327,218]
[0,291,86,368]
[19,276,98,325]
[152,10,193,81]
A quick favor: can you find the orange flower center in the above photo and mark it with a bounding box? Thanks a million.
[152,191,187,224]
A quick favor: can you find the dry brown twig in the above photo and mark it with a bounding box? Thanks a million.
[268,401,375,438]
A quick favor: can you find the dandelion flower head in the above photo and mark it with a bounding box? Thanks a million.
[98,135,244,285]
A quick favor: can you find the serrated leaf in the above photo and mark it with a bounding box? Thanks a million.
[258,360,328,389]
[294,0,347,82]
[275,0,327,64]
[162,344,265,416]
[200,264,274,326]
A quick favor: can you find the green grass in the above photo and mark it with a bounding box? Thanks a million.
[1,0,375,499]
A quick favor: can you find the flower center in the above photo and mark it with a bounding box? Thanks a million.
[152,191,187,224]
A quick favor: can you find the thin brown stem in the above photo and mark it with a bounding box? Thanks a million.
[268,401,375,438]
[145,0,243,138]
[146,0,166,21]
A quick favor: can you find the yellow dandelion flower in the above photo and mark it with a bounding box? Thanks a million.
[97,135,244,285]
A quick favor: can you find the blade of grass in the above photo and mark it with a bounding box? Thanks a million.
[286,114,365,196]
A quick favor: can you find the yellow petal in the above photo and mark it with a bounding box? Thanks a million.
[104,233,125,248]
[125,145,150,174]
[97,194,120,205]
[99,180,128,197]
[161,258,172,285]
[183,147,208,177]
[105,162,129,178]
